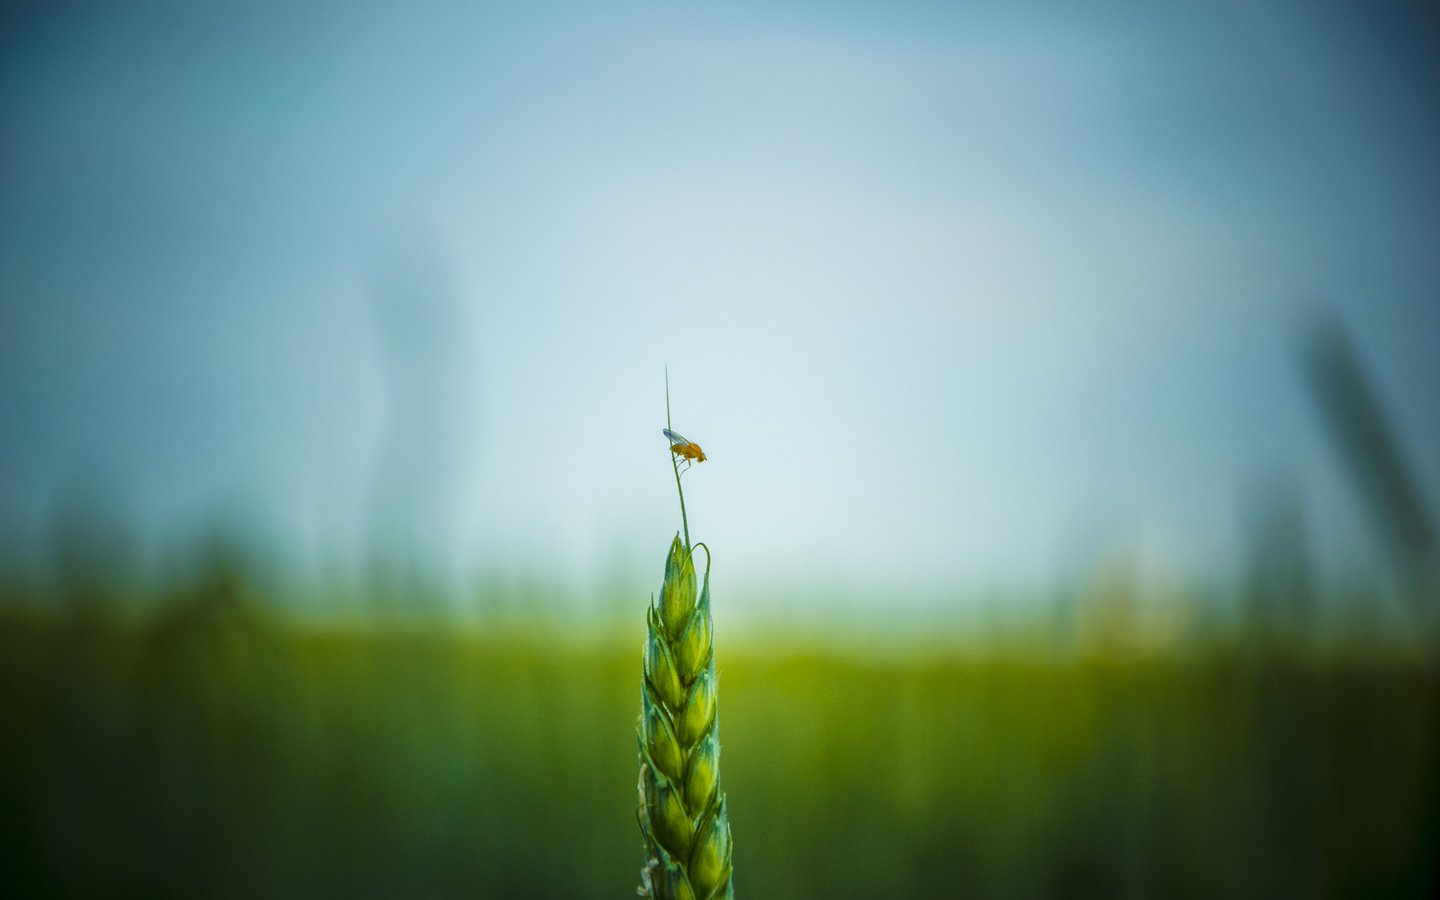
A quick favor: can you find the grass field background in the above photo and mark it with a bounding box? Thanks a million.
[3,568,1435,898]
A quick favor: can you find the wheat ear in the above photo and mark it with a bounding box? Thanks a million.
[637,374,733,899]
[637,537,732,899]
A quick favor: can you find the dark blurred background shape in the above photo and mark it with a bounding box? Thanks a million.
[47,474,142,616]
[1302,314,1440,626]
[1241,475,1313,648]
[365,247,479,612]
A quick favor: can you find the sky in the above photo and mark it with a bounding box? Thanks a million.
[2,1,1438,607]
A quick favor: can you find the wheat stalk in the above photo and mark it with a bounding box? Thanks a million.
[636,375,733,899]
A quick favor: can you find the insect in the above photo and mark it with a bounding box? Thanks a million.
[663,428,707,468]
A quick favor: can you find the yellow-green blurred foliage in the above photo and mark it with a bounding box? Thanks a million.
[1,571,1436,898]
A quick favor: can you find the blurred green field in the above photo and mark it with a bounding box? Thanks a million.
[2,582,1437,899]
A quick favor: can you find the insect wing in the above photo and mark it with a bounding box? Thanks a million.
[662,428,693,449]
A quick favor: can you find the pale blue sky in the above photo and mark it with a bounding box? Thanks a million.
[2,2,1438,605]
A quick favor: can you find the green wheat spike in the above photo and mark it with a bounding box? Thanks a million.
[637,373,733,899]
